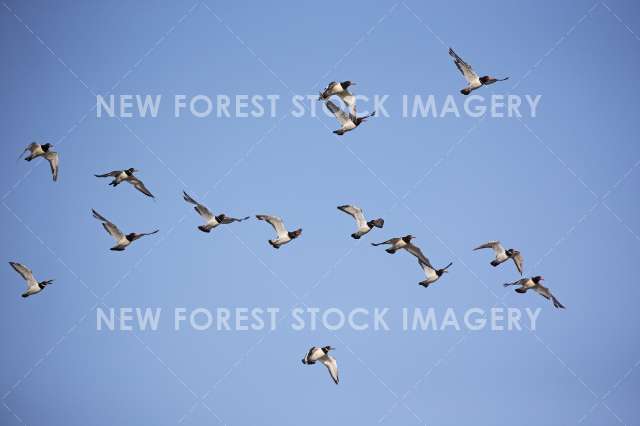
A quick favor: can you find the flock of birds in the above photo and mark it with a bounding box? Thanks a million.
[9,48,564,385]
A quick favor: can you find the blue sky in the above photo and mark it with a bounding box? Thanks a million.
[1,1,640,425]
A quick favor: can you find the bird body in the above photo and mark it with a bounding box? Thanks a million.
[302,346,339,384]
[20,142,59,181]
[337,204,384,239]
[9,262,53,298]
[92,209,158,251]
[474,240,523,275]
[449,48,509,95]
[418,259,453,287]
[372,235,414,254]
[183,191,249,233]
[256,214,302,248]
[95,168,155,198]
[325,100,374,135]
[319,81,356,114]
[504,276,565,308]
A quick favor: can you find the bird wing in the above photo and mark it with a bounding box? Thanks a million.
[44,151,59,181]
[474,241,506,257]
[449,48,479,84]
[319,81,338,99]
[325,100,350,126]
[138,230,160,238]
[256,215,287,238]
[512,251,524,275]
[321,355,339,385]
[535,285,565,308]
[94,170,121,178]
[19,142,39,159]
[128,176,155,198]
[182,191,214,221]
[337,205,367,229]
[9,262,38,289]
[218,215,250,224]
[404,243,432,265]
[92,209,124,241]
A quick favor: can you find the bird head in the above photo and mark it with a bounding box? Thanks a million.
[533,275,544,283]
[289,228,303,239]
[341,81,355,88]
[402,234,415,243]
[322,346,335,352]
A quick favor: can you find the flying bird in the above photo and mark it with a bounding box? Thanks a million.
[449,48,509,95]
[325,100,375,135]
[9,262,54,298]
[371,235,415,254]
[19,142,58,181]
[182,191,249,232]
[301,346,339,385]
[95,168,155,198]
[474,241,523,275]
[91,209,158,251]
[504,276,565,309]
[337,204,384,239]
[319,81,356,114]
[256,215,302,249]
[417,259,453,288]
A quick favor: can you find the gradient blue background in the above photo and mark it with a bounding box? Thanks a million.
[1,1,639,425]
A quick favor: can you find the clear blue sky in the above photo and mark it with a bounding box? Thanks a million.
[1,1,640,425]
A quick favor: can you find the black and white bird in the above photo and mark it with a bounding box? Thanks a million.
[474,241,524,275]
[372,235,414,254]
[325,100,375,135]
[95,168,155,198]
[319,81,356,114]
[301,346,339,385]
[19,142,59,181]
[9,262,54,298]
[182,191,249,233]
[504,276,565,309]
[337,204,384,239]
[417,259,453,288]
[92,209,158,251]
[449,48,509,95]
[256,215,302,249]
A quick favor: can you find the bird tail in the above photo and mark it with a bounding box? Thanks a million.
[333,130,345,136]
[490,260,500,267]
[515,288,527,293]
[418,281,430,288]
[198,225,212,233]
[350,233,361,239]
[371,242,383,246]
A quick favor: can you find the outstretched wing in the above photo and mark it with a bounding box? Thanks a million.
[94,170,121,178]
[512,252,524,275]
[337,205,367,229]
[449,48,479,84]
[128,177,154,198]
[474,241,506,257]
[419,259,437,279]
[321,355,339,385]
[44,151,58,181]
[404,242,432,265]
[182,191,213,221]
[218,215,250,224]
[535,285,565,309]
[19,142,39,160]
[338,90,357,115]
[325,100,350,126]
[9,262,38,289]
[92,209,124,241]
[256,215,288,239]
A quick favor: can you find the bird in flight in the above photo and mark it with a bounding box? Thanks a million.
[325,100,375,135]
[256,214,302,249]
[9,262,54,298]
[337,204,384,239]
[319,80,357,114]
[371,235,415,254]
[302,346,339,385]
[19,142,59,181]
[504,276,565,309]
[95,168,155,198]
[474,240,523,275]
[417,259,453,288]
[449,48,509,95]
[182,191,249,233]
[91,209,159,251]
